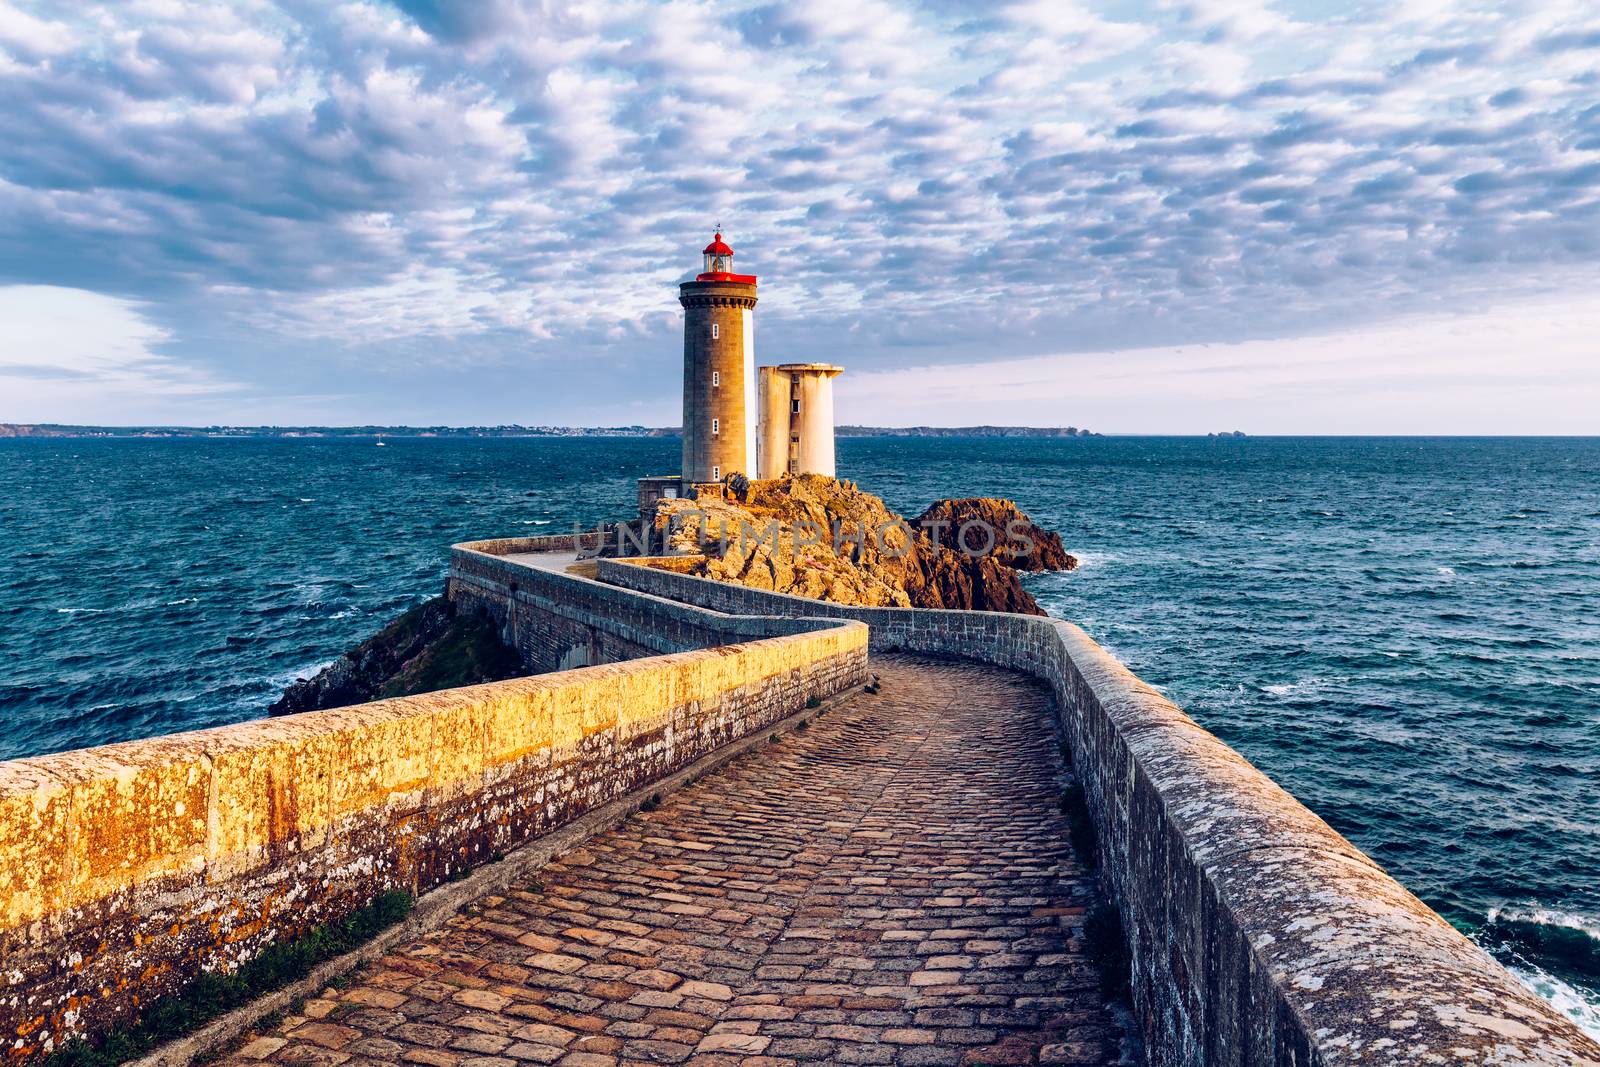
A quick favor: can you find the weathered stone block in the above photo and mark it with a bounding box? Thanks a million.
[29,736,209,910]
[0,762,68,929]
[203,716,337,878]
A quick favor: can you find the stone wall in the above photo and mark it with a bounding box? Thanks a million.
[448,537,836,673]
[596,557,1600,1065]
[0,556,867,1063]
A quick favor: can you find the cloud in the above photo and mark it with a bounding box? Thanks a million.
[838,293,1600,435]
[0,2,70,61]
[0,0,1595,425]
[0,285,236,420]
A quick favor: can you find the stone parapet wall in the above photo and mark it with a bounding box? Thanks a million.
[0,551,867,1062]
[448,538,836,673]
[454,529,614,558]
[596,557,1600,1065]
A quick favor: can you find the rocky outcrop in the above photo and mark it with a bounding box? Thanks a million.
[913,498,1076,572]
[647,475,1073,616]
[269,596,524,714]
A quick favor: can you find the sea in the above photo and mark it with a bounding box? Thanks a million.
[1,435,1596,1033]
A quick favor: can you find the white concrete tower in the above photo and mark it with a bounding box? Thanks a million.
[757,363,843,479]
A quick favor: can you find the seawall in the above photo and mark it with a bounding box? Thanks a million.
[0,542,867,1062]
[446,537,834,672]
[595,556,1600,1065]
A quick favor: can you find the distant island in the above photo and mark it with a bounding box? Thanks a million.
[1,423,1098,439]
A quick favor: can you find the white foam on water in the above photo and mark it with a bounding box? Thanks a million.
[1506,960,1600,1041]
[1261,677,1327,697]
[1482,905,1600,1040]
[1488,904,1600,943]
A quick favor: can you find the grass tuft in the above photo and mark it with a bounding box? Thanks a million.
[42,891,413,1067]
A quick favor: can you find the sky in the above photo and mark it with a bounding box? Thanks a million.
[1,0,1598,433]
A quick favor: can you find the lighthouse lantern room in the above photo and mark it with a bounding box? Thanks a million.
[699,232,757,283]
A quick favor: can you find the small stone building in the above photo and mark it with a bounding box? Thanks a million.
[756,363,843,479]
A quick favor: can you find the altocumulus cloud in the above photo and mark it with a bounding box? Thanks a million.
[0,0,1598,426]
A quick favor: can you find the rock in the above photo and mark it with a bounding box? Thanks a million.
[912,498,1076,572]
[644,475,1073,616]
[269,596,524,715]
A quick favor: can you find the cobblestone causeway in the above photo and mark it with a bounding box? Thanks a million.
[219,655,1126,1067]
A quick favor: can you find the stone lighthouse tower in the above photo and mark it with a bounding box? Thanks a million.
[679,233,757,488]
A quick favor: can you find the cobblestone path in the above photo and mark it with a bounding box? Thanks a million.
[220,656,1126,1067]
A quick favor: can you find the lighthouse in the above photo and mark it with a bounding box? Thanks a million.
[678,233,758,489]
[635,232,844,518]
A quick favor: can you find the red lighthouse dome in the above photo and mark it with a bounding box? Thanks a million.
[697,232,756,283]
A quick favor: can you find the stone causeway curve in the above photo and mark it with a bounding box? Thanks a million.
[1,530,1597,1067]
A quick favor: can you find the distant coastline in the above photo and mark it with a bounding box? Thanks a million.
[0,423,1100,439]
[836,425,1098,438]
[0,423,674,439]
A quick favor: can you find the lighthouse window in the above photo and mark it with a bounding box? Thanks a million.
[712,371,720,388]
[711,323,719,339]
[711,418,719,435]
[791,399,801,414]
[712,466,721,481]
[791,435,800,443]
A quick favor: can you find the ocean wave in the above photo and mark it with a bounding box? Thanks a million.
[1064,550,1118,569]
[1487,904,1600,948]
[255,659,339,694]
[1260,677,1332,698]
[1502,959,1600,1040]
[1478,905,1600,1033]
